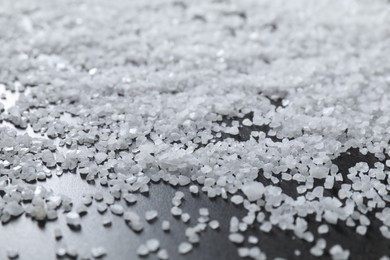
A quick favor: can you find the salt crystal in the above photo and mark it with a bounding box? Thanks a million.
[238,247,250,257]
[198,216,210,223]
[175,191,185,200]
[56,247,67,257]
[137,245,149,256]
[97,204,108,214]
[318,224,329,234]
[157,249,169,260]
[248,236,258,244]
[189,185,199,194]
[324,176,334,189]
[82,196,93,206]
[260,222,272,233]
[95,152,108,164]
[231,195,244,205]
[5,202,24,217]
[104,193,115,205]
[67,246,78,258]
[88,68,97,75]
[172,197,182,207]
[93,192,103,202]
[110,204,124,215]
[209,220,220,229]
[241,182,264,201]
[242,119,253,126]
[103,217,112,227]
[145,210,158,222]
[66,212,81,227]
[76,204,88,215]
[317,239,326,249]
[229,233,244,244]
[146,239,160,252]
[171,207,182,217]
[310,166,329,179]
[124,211,144,232]
[310,246,323,257]
[329,245,350,260]
[199,208,209,216]
[178,175,191,186]
[201,165,212,174]
[204,178,215,187]
[356,225,367,235]
[249,247,262,258]
[123,194,137,204]
[178,242,193,255]
[91,247,106,258]
[188,233,200,244]
[207,189,217,198]
[181,213,190,223]
[49,196,62,208]
[162,220,170,231]
[256,213,265,223]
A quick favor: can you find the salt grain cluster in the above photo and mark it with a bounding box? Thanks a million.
[1,0,390,259]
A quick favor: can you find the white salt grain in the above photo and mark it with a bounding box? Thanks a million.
[76,204,88,215]
[137,245,149,257]
[162,220,170,231]
[238,248,250,257]
[94,192,103,202]
[356,225,367,235]
[146,239,160,252]
[123,194,137,204]
[56,248,67,257]
[229,233,245,244]
[124,211,144,232]
[67,246,78,258]
[66,212,80,227]
[91,247,106,258]
[241,182,264,202]
[171,207,182,217]
[199,208,209,216]
[242,119,253,126]
[178,175,191,186]
[181,213,191,223]
[231,195,244,205]
[178,242,193,255]
[110,204,124,215]
[189,185,199,194]
[329,245,350,260]
[260,222,272,233]
[318,224,329,234]
[248,236,258,244]
[97,204,108,214]
[310,247,323,257]
[5,202,24,217]
[157,249,169,260]
[103,218,112,227]
[209,220,220,229]
[145,210,158,222]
